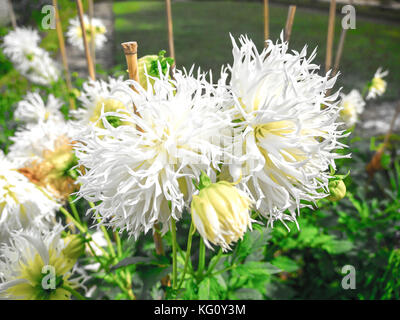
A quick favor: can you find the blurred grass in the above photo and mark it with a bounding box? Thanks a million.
[113,1,400,100]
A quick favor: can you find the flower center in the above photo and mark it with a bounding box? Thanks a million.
[90,98,128,128]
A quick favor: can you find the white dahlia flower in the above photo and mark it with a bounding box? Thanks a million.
[0,152,59,243]
[0,225,87,300]
[74,68,234,238]
[8,118,76,167]
[225,34,348,228]
[66,15,107,51]
[15,92,65,125]
[2,27,60,85]
[339,89,365,128]
[8,118,79,200]
[71,76,127,127]
[366,67,388,100]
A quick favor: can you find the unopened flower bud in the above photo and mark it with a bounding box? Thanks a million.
[327,179,346,201]
[191,176,253,251]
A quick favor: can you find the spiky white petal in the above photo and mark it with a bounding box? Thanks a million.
[74,68,235,238]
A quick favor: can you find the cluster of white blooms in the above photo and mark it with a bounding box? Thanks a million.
[66,15,107,51]
[73,34,348,244]
[74,69,235,238]
[2,27,59,85]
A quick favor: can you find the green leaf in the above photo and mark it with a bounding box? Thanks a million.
[235,261,281,278]
[234,288,263,300]
[271,256,299,273]
[322,239,354,254]
[111,256,152,271]
[381,152,391,170]
[198,276,221,300]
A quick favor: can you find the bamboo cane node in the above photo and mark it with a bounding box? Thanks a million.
[121,42,138,55]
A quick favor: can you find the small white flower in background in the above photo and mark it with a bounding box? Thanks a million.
[0,151,59,243]
[339,89,366,128]
[66,14,107,51]
[74,68,235,239]
[366,67,388,100]
[0,225,87,300]
[70,76,128,127]
[2,27,59,86]
[224,34,349,229]
[15,92,65,125]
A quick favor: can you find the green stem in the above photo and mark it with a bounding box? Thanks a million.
[62,284,86,300]
[171,218,178,290]
[86,241,134,299]
[59,207,86,233]
[68,196,81,223]
[115,231,122,257]
[177,222,195,290]
[197,238,206,279]
[205,248,223,278]
[211,264,236,277]
[88,201,116,257]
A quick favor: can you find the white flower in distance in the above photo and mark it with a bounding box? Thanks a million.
[0,225,87,300]
[0,152,59,243]
[66,15,107,51]
[71,76,128,127]
[2,27,59,85]
[15,92,65,125]
[74,69,234,238]
[366,67,388,100]
[226,34,348,228]
[339,89,366,128]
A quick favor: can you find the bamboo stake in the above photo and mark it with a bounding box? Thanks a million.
[76,0,96,80]
[7,0,17,29]
[121,41,144,131]
[263,0,269,46]
[165,0,175,64]
[88,0,96,68]
[284,6,296,43]
[325,0,336,73]
[332,27,347,77]
[53,0,76,110]
[121,42,139,83]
